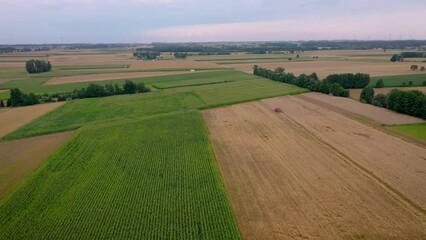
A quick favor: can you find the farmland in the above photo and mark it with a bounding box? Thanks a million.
[1,45,426,239]
[4,71,305,140]
[203,95,426,239]
[0,131,73,199]
[391,123,426,141]
[0,112,240,239]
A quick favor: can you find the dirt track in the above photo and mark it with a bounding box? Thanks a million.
[44,70,200,85]
[203,96,426,240]
[0,131,73,199]
[0,102,64,138]
[226,61,426,78]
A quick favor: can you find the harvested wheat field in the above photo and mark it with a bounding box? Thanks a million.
[44,70,211,85]
[0,131,73,200]
[130,59,220,70]
[0,102,64,138]
[47,53,136,66]
[203,97,426,240]
[300,92,424,125]
[350,87,426,100]
[226,61,425,78]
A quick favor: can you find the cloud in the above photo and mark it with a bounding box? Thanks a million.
[141,9,426,42]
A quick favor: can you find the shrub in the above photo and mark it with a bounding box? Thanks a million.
[375,79,384,88]
[410,65,419,71]
[373,93,387,108]
[421,66,425,71]
[360,86,374,104]
[0,100,4,108]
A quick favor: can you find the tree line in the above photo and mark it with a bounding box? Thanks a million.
[1,80,150,108]
[360,87,426,119]
[253,65,354,97]
[25,60,52,74]
[173,52,188,59]
[401,52,426,58]
[133,51,161,60]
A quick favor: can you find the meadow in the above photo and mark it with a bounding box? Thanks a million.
[370,74,426,87]
[4,71,306,140]
[0,111,241,239]
[391,123,426,141]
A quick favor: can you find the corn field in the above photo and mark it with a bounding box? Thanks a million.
[0,111,240,239]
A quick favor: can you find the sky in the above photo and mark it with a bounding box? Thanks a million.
[1,0,426,44]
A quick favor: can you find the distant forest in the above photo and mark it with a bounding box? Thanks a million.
[2,40,426,54]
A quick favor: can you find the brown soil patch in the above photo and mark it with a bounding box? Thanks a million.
[129,60,220,70]
[47,53,135,67]
[0,89,8,93]
[0,131,73,200]
[44,70,211,85]
[301,92,424,125]
[203,98,426,239]
[350,87,426,100]
[0,102,64,138]
[226,61,426,78]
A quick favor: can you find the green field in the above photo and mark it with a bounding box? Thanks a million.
[0,68,227,99]
[0,112,241,239]
[4,71,307,140]
[390,123,426,141]
[370,74,426,87]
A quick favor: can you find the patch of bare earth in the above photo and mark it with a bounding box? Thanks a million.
[44,70,213,85]
[0,131,73,200]
[203,97,426,240]
[301,92,424,125]
[350,87,426,100]
[0,102,64,138]
[225,61,426,78]
[129,59,220,70]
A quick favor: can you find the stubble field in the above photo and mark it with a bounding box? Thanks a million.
[203,94,426,239]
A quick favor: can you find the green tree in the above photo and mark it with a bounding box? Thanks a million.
[360,86,374,104]
[390,54,398,62]
[373,94,386,107]
[410,65,418,71]
[123,80,137,94]
[9,88,24,106]
[375,79,384,88]
[0,100,4,108]
[420,66,425,71]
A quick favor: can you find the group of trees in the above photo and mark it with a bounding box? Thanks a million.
[6,88,40,107]
[3,80,150,108]
[25,60,52,74]
[323,73,370,89]
[359,87,426,119]
[253,66,350,97]
[401,52,426,58]
[173,52,188,59]
[390,54,404,62]
[410,65,425,71]
[133,51,161,60]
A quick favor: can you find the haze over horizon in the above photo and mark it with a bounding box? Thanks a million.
[1,0,426,44]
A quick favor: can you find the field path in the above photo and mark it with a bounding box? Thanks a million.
[0,102,65,139]
[203,98,426,239]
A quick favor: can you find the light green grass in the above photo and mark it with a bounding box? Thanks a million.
[4,71,307,139]
[0,70,229,99]
[390,123,426,141]
[0,111,241,239]
[370,74,426,87]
